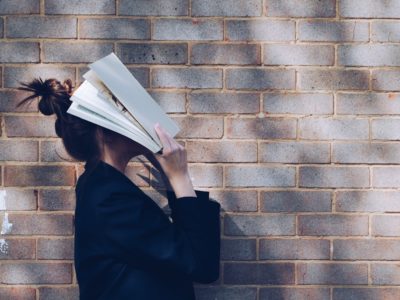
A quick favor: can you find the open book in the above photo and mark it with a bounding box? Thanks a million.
[66,52,180,153]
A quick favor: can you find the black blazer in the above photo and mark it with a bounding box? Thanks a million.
[73,159,221,300]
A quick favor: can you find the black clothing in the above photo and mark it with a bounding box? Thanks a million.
[73,159,221,300]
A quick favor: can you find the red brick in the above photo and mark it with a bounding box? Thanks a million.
[37,237,74,259]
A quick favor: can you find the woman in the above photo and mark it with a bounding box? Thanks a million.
[16,78,221,300]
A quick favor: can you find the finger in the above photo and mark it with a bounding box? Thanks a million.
[154,123,172,152]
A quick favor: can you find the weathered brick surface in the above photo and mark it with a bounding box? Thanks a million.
[372,119,400,140]
[260,142,330,163]
[221,238,257,260]
[336,191,400,212]
[192,0,262,17]
[333,239,400,260]
[372,70,400,91]
[80,18,150,39]
[0,0,39,14]
[225,20,295,41]
[266,0,335,17]
[189,92,259,113]
[152,67,222,88]
[339,0,400,18]
[372,22,400,42]
[339,45,400,67]
[0,42,39,63]
[45,0,115,15]
[337,93,400,114]
[119,0,188,16]
[372,215,400,236]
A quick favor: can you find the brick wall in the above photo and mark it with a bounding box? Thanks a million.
[1,0,400,299]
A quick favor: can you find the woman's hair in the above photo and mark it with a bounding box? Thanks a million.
[16,77,111,164]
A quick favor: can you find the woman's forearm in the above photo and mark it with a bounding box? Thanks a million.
[169,172,196,198]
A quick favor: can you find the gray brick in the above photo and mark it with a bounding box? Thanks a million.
[339,45,400,67]
[264,44,334,66]
[260,142,330,163]
[196,287,257,300]
[221,238,257,260]
[373,167,400,188]
[333,142,400,164]
[153,19,222,41]
[39,189,76,211]
[372,216,400,236]
[266,0,335,17]
[372,21,400,42]
[188,165,222,187]
[299,215,369,236]
[37,238,73,259]
[336,191,400,212]
[43,42,113,63]
[191,43,260,65]
[80,18,149,39]
[6,16,76,38]
[149,92,186,113]
[259,239,330,260]
[79,66,149,87]
[225,165,296,187]
[334,239,400,260]
[260,288,330,300]
[0,0,39,14]
[0,90,38,112]
[0,140,38,162]
[372,70,400,91]
[298,69,369,90]
[116,43,187,64]
[45,0,115,15]
[226,69,295,90]
[226,20,295,41]
[209,190,258,212]
[119,0,188,16]
[299,166,370,188]
[333,288,400,300]
[263,93,333,115]
[0,188,37,211]
[0,42,39,63]
[339,0,400,18]
[0,18,3,38]
[372,119,400,140]
[224,263,295,285]
[261,190,332,212]
[372,264,400,285]
[173,116,223,138]
[40,140,75,162]
[189,92,259,114]
[224,214,296,236]
[338,93,400,115]
[192,0,262,16]
[299,20,369,42]
[227,117,297,139]
[39,287,79,300]
[152,68,222,89]
[298,263,368,285]
[4,116,56,137]
[5,65,75,88]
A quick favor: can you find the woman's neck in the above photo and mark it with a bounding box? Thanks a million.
[101,149,132,174]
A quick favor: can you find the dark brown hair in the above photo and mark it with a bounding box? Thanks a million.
[16,77,110,164]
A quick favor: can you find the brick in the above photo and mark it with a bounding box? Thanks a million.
[337,93,400,115]
[116,43,187,64]
[372,22,400,42]
[261,190,332,212]
[333,288,400,300]
[298,215,369,236]
[4,65,75,88]
[191,43,260,65]
[39,287,79,300]
[0,42,39,63]
[298,69,369,90]
[45,0,115,14]
[189,92,259,114]
[192,0,261,16]
[187,164,223,188]
[6,16,76,38]
[339,45,400,67]
[186,140,257,162]
[0,140,38,161]
[259,239,330,260]
[372,264,400,285]
[333,142,400,164]
[43,41,113,63]
[226,20,295,41]
[226,69,295,90]
[119,0,188,16]
[264,44,334,66]
[336,191,400,212]
[297,263,368,285]
[152,68,222,89]
[260,142,330,163]
[0,188,37,210]
[227,117,296,139]
[339,0,400,18]
[224,214,295,236]
[298,20,369,42]
[41,140,76,162]
[39,189,76,211]
[80,18,149,39]
[0,238,35,260]
[372,216,400,236]
[37,238,73,259]
[0,0,39,14]
[299,118,369,140]
[196,287,256,300]
[4,116,56,137]
[260,288,330,300]
[372,119,400,140]
[153,19,223,41]
[372,70,400,91]
[265,0,335,17]
[224,263,295,284]
[149,92,186,113]
[0,90,38,112]
[173,116,223,138]
[79,66,149,87]
[125,164,150,187]
[264,93,333,115]
[209,190,258,212]
[0,287,36,300]
[4,165,75,187]
[0,262,71,284]
[221,238,257,260]
[334,239,400,260]
[373,167,400,188]
[0,213,73,235]
[226,165,296,187]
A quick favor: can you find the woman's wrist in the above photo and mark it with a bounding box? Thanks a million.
[169,172,196,198]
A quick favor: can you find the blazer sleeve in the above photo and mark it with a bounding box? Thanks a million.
[96,188,221,284]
